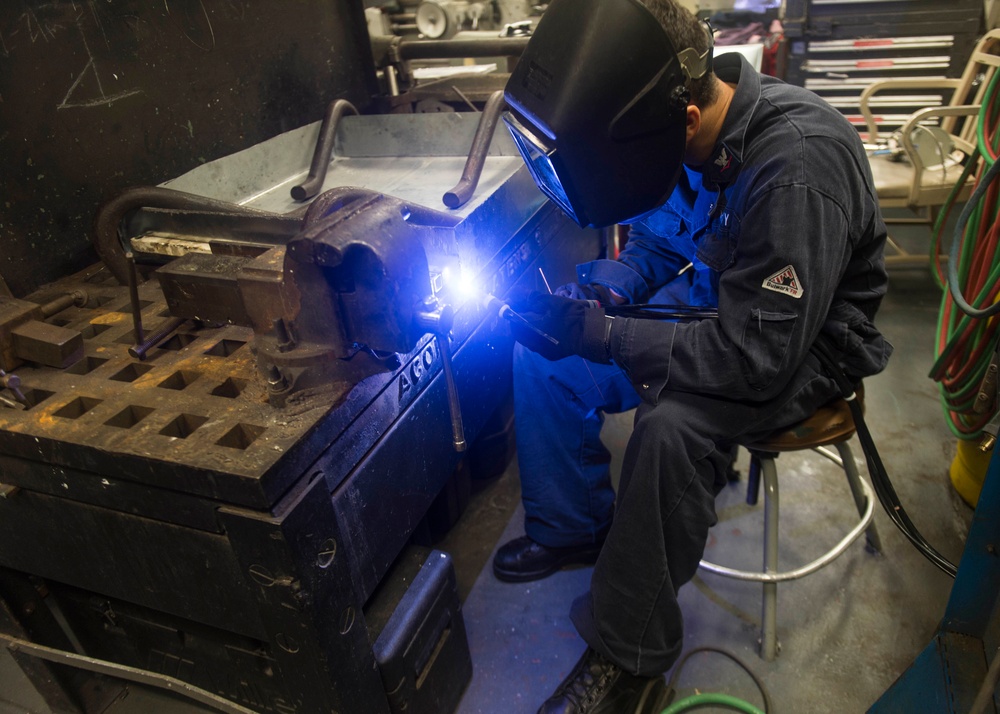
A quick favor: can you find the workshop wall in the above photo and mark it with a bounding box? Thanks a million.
[0,0,378,298]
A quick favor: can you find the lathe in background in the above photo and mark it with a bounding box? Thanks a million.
[0,2,602,713]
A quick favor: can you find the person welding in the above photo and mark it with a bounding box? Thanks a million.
[496,0,893,711]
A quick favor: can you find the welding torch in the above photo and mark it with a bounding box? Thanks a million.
[481,293,560,345]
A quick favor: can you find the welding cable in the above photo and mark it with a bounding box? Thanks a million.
[929,74,1000,440]
[605,303,720,320]
[663,646,772,714]
[813,337,959,578]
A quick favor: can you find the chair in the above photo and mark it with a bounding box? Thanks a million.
[861,29,1000,268]
[698,392,882,661]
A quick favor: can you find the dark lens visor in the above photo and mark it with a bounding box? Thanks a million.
[502,112,582,225]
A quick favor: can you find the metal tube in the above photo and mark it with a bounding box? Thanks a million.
[1,635,256,714]
[93,186,284,285]
[436,334,466,452]
[127,253,144,344]
[398,37,528,60]
[128,317,186,360]
[290,99,360,202]
[830,442,883,554]
[761,458,779,661]
[698,474,876,583]
[39,290,87,318]
[443,90,506,209]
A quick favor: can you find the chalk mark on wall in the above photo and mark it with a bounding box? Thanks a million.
[184,0,216,51]
[57,19,142,110]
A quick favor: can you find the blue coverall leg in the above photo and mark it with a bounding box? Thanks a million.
[513,343,641,548]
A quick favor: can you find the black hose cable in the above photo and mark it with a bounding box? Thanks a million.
[605,303,720,320]
[665,646,773,714]
[811,337,958,578]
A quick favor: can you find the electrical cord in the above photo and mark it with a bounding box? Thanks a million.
[812,337,958,578]
[662,646,772,714]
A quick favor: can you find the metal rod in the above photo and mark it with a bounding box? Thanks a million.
[443,90,506,209]
[290,99,360,202]
[128,317,186,360]
[93,186,286,285]
[1,635,257,714]
[436,334,467,452]
[126,253,144,344]
[398,36,528,60]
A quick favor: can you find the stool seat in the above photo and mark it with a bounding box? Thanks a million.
[698,387,880,661]
[750,388,863,452]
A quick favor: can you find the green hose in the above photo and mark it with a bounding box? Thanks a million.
[661,692,765,714]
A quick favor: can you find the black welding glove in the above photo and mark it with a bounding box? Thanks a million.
[508,292,611,364]
[555,282,616,306]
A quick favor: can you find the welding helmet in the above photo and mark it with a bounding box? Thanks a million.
[503,0,712,228]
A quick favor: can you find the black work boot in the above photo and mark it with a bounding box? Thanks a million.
[538,647,666,714]
[493,535,604,582]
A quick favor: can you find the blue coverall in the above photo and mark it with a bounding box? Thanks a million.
[512,53,892,676]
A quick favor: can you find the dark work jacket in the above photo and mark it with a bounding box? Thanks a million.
[578,53,892,404]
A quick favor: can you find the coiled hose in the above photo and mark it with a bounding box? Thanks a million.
[929,65,1000,441]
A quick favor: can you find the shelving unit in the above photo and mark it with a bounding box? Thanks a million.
[783,0,983,140]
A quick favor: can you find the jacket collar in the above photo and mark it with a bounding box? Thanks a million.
[700,53,761,190]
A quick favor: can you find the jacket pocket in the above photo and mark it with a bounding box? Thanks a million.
[740,308,797,392]
[696,211,740,272]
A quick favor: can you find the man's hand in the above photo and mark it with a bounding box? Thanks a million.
[555,282,616,306]
[556,282,628,306]
[508,292,610,363]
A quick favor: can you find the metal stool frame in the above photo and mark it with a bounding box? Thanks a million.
[699,439,882,661]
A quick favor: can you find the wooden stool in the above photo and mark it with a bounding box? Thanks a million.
[699,392,882,660]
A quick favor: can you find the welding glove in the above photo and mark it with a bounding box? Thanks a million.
[508,292,611,364]
[554,282,615,306]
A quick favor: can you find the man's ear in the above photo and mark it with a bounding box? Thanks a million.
[685,104,701,145]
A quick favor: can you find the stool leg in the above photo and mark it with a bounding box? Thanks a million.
[746,455,762,506]
[760,456,779,661]
[835,441,883,554]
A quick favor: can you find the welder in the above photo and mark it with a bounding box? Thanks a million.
[497,0,893,711]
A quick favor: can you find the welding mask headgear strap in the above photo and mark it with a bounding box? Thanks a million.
[677,19,715,82]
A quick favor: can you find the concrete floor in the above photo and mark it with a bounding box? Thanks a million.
[0,239,980,713]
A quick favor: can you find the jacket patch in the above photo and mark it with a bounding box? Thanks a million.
[762,265,803,299]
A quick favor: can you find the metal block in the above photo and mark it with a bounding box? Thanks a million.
[0,297,42,371]
[155,253,252,326]
[11,321,84,369]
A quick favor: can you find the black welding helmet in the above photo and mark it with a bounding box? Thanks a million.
[503,0,712,228]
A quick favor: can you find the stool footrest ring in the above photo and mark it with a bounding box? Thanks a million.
[698,475,875,583]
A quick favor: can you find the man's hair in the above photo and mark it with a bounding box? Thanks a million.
[637,0,719,109]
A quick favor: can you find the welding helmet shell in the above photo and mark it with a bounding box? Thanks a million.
[503,0,696,228]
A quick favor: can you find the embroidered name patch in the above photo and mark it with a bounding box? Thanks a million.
[762,265,803,299]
